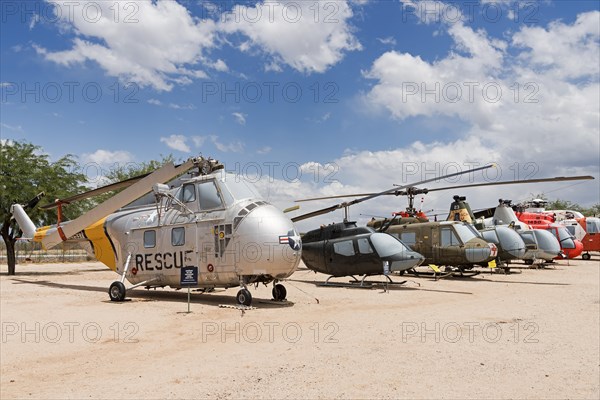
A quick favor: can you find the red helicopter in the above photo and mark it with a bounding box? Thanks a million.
[514,199,584,259]
[519,199,599,260]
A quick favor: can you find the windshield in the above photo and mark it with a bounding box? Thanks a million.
[370,233,409,257]
[219,173,262,202]
[453,223,479,242]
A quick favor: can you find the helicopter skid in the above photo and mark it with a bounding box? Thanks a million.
[318,274,407,288]
[400,267,479,280]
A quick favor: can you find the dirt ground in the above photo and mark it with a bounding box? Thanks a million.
[1,256,599,400]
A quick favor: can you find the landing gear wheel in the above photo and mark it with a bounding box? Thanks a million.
[272,284,287,301]
[524,259,534,265]
[582,253,591,260]
[109,281,126,302]
[236,289,252,306]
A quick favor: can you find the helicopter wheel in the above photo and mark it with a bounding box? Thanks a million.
[109,281,126,302]
[272,284,287,301]
[582,253,591,260]
[236,289,252,306]
[524,259,534,265]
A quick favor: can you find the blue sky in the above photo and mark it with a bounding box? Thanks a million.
[1,1,599,228]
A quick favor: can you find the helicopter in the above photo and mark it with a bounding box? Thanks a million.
[292,164,499,279]
[297,220,425,286]
[11,157,302,306]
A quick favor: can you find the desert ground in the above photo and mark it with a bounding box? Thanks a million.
[1,257,599,399]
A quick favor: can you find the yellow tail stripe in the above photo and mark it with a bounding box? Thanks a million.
[84,217,117,271]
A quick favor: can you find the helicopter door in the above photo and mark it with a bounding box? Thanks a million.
[439,226,462,264]
[169,224,196,284]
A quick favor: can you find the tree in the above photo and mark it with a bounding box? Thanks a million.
[0,141,88,275]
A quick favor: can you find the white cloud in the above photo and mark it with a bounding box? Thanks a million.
[220,0,362,74]
[37,0,218,91]
[512,11,600,80]
[147,99,163,106]
[81,149,134,165]
[210,135,244,153]
[363,9,599,173]
[0,123,24,133]
[192,136,207,147]
[232,112,247,125]
[257,146,272,155]
[160,134,191,152]
[35,0,362,90]
[210,59,229,72]
[377,36,397,46]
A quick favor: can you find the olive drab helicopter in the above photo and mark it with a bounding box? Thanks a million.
[291,164,498,280]
[10,157,302,306]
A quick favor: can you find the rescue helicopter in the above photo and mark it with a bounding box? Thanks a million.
[292,164,499,279]
[11,157,302,306]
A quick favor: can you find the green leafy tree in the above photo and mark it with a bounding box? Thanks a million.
[0,141,88,275]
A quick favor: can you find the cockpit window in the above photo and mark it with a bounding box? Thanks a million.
[198,180,224,210]
[557,227,575,249]
[452,223,478,243]
[220,175,262,202]
[181,183,196,203]
[370,233,407,257]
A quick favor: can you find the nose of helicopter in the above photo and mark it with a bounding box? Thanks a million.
[384,250,425,272]
[495,226,527,259]
[232,204,302,279]
[464,240,495,263]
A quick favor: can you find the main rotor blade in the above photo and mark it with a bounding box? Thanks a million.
[423,175,595,193]
[294,175,595,203]
[291,163,495,222]
[39,173,153,210]
[41,160,194,249]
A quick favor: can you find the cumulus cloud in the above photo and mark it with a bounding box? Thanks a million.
[210,135,244,153]
[81,149,134,165]
[220,0,362,74]
[363,6,599,177]
[160,134,191,152]
[37,0,218,91]
[36,0,362,90]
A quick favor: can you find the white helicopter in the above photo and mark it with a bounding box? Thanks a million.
[10,157,302,306]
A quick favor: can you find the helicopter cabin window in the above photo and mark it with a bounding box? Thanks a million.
[181,183,196,203]
[400,232,416,246]
[171,227,185,246]
[587,220,599,234]
[441,227,460,246]
[357,237,374,254]
[333,240,355,257]
[144,230,156,248]
[198,181,224,210]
